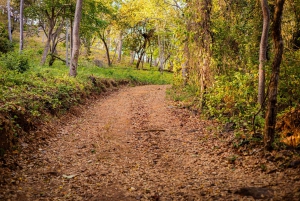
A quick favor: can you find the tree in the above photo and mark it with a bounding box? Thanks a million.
[181,0,212,106]
[119,0,175,69]
[98,27,112,66]
[19,0,24,53]
[258,0,270,105]
[198,0,212,106]
[79,0,111,61]
[26,0,70,65]
[135,26,155,69]
[69,0,83,77]
[117,30,123,62]
[7,0,12,42]
[264,0,285,150]
[65,21,69,66]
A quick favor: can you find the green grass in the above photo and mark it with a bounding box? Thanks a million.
[0,48,173,152]
[78,65,173,85]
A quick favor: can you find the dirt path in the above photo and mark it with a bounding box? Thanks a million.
[1,85,299,200]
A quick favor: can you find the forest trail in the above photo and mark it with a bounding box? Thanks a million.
[1,85,299,200]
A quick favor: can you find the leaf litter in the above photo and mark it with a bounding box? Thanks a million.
[0,85,299,200]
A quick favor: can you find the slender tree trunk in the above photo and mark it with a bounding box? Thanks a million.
[69,0,83,77]
[130,51,135,64]
[150,53,153,67]
[117,31,123,62]
[48,22,64,66]
[100,36,111,66]
[70,18,73,64]
[106,28,111,52]
[136,38,148,69]
[136,50,145,69]
[19,0,24,53]
[66,22,69,66]
[258,0,270,105]
[141,54,145,69]
[154,57,159,67]
[7,0,12,42]
[182,31,190,85]
[264,0,285,151]
[41,19,54,65]
[41,36,51,65]
[158,35,165,72]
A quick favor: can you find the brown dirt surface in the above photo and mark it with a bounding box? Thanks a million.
[1,85,300,201]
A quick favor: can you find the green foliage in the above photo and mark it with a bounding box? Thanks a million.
[80,0,112,54]
[167,84,202,110]
[277,51,300,110]
[204,72,262,130]
[0,51,30,73]
[0,37,13,53]
[211,0,260,75]
[77,62,173,85]
[0,23,13,53]
[169,0,300,149]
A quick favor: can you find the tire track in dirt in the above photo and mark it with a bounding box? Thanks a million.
[1,85,299,200]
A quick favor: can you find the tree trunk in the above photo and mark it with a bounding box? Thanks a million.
[106,28,111,52]
[41,19,55,65]
[69,18,73,65]
[100,36,111,66]
[41,36,51,65]
[154,57,159,67]
[19,0,24,53]
[136,38,148,69]
[66,22,69,66]
[69,0,83,77]
[264,0,285,151]
[117,31,123,62]
[48,23,64,66]
[199,0,212,107]
[158,35,165,72]
[182,31,190,85]
[130,51,135,64]
[136,50,145,69]
[150,53,153,67]
[7,0,12,42]
[141,54,145,69]
[258,0,270,105]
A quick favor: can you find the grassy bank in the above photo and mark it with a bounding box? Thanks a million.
[0,54,173,154]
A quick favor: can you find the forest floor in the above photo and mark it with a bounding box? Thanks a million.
[1,85,300,201]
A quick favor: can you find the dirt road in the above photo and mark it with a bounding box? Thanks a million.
[1,85,299,200]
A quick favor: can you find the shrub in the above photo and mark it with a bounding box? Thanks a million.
[0,23,14,53]
[203,71,261,130]
[0,51,30,73]
[0,37,13,53]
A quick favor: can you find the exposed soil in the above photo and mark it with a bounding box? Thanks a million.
[1,85,299,200]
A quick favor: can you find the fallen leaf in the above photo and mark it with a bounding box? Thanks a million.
[62,174,77,179]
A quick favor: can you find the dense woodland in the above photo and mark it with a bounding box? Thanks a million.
[0,0,300,153]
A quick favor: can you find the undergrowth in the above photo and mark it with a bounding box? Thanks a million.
[169,68,300,150]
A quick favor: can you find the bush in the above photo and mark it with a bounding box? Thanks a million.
[0,52,30,73]
[0,23,14,53]
[0,37,13,53]
[203,71,262,130]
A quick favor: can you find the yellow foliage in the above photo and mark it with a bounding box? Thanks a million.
[118,0,175,28]
[277,106,300,147]
[281,132,300,147]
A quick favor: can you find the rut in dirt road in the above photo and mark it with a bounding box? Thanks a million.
[1,85,299,201]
